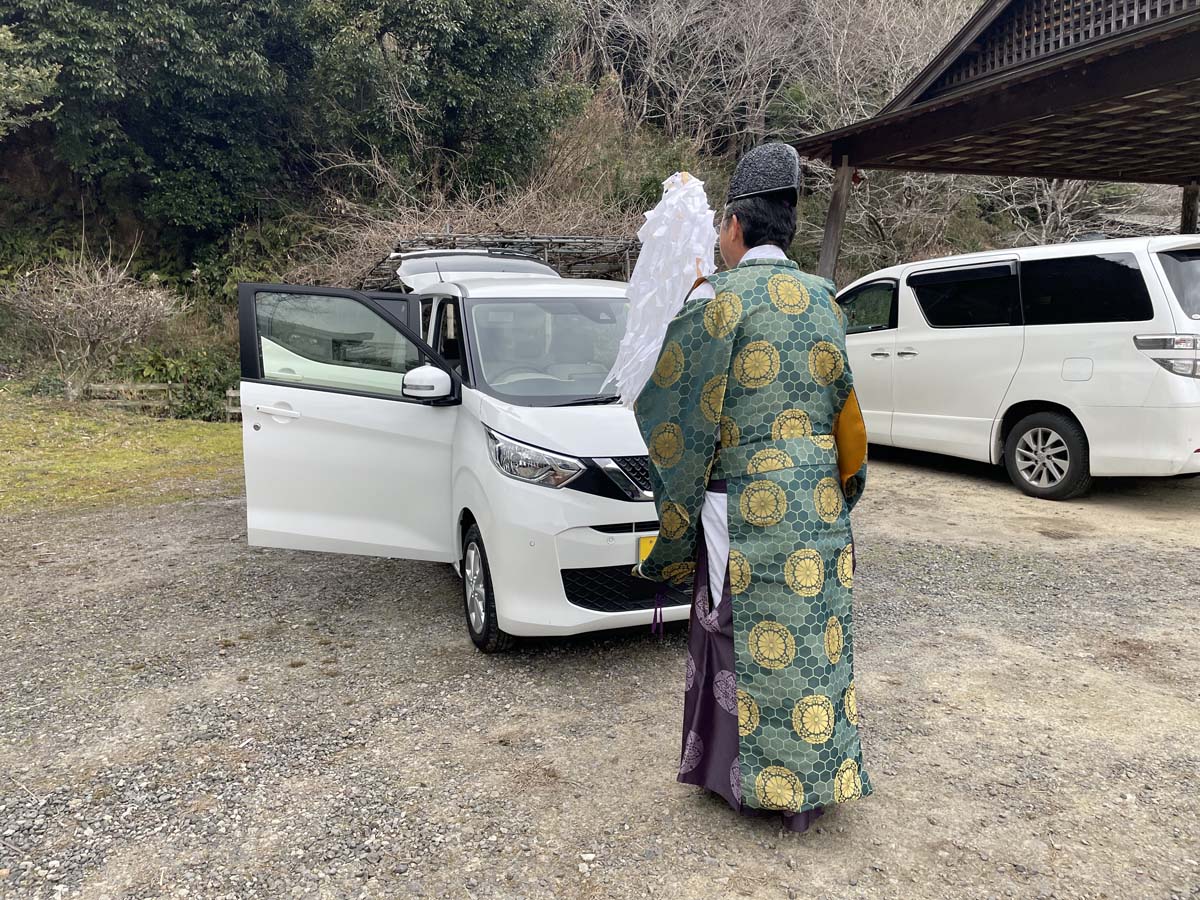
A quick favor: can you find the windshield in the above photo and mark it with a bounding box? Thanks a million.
[1159,250,1200,320]
[465,297,627,405]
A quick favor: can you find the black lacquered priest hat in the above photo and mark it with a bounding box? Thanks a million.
[726,142,801,204]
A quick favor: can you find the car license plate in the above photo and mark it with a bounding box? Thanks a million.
[638,535,657,562]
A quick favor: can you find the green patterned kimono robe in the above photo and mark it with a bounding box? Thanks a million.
[635,256,871,814]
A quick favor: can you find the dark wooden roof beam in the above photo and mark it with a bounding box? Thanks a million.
[817,29,1200,186]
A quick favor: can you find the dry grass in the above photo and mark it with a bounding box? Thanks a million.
[0,384,241,516]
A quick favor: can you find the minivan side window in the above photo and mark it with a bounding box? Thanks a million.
[255,291,420,397]
[840,281,897,334]
[908,264,1020,328]
[1021,253,1153,325]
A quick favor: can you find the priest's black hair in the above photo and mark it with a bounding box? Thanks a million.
[724,193,796,252]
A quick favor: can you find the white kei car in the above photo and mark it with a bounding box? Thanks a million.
[837,236,1200,500]
[238,251,687,651]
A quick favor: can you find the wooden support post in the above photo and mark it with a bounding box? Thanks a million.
[1182,183,1199,234]
[817,158,853,283]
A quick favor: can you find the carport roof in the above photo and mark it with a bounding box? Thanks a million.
[792,0,1200,186]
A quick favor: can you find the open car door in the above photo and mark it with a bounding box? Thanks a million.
[238,283,457,562]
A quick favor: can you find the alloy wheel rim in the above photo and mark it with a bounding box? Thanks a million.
[1015,427,1070,488]
[465,543,486,633]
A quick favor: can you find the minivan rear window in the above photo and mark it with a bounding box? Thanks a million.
[1021,253,1152,325]
[908,264,1020,328]
[1158,250,1200,320]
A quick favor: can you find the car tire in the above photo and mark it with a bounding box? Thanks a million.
[1004,412,1093,501]
[461,525,514,653]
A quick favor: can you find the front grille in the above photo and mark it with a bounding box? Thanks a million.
[562,566,691,613]
[612,455,652,492]
[590,521,659,534]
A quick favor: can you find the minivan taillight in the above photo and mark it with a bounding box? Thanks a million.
[1135,334,1200,378]
[1134,335,1200,351]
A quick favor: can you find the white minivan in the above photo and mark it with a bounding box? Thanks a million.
[238,252,687,652]
[837,236,1200,500]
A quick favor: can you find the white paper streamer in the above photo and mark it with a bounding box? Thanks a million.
[604,172,718,408]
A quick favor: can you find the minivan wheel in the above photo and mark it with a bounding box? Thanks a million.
[462,525,514,653]
[1004,412,1093,501]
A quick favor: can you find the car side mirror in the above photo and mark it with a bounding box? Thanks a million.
[403,364,453,401]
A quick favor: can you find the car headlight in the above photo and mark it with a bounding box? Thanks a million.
[485,428,584,488]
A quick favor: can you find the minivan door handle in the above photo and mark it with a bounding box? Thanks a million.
[897,349,920,359]
[870,350,891,359]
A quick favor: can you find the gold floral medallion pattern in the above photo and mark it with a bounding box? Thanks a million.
[719,415,740,448]
[652,341,684,388]
[824,615,845,664]
[756,766,805,811]
[631,259,872,813]
[749,619,797,669]
[837,544,854,588]
[740,480,788,527]
[659,501,689,541]
[734,341,781,389]
[649,422,684,468]
[784,548,825,597]
[662,560,695,585]
[704,291,743,338]
[737,688,760,736]
[767,273,811,315]
[728,550,752,594]
[771,409,813,439]
[808,341,845,386]
[700,375,728,423]
[814,477,844,523]
[833,759,863,803]
[792,694,835,744]
[747,448,794,474]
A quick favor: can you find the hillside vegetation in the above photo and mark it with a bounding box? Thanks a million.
[0,0,1180,412]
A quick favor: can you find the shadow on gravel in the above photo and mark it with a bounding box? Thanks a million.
[866,443,1007,484]
[867,442,1199,505]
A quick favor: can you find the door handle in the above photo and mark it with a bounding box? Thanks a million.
[256,405,301,419]
[870,351,891,359]
[897,349,920,359]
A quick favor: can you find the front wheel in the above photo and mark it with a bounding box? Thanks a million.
[462,525,514,653]
[1004,412,1093,501]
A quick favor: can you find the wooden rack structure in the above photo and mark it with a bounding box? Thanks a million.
[357,234,643,291]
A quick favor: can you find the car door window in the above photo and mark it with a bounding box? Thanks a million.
[840,282,897,334]
[1021,253,1153,325]
[908,264,1021,328]
[255,291,420,397]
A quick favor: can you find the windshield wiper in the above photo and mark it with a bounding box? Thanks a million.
[555,395,622,407]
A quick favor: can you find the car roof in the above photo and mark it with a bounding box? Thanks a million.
[426,275,628,299]
[840,234,1200,293]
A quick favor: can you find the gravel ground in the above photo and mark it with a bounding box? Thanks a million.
[1,450,1198,900]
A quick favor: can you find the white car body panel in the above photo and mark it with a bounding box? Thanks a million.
[241,270,689,641]
[840,236,1200,480]
[844,328,895,442]
[889,258,1024,463]
[241,379,457,561]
